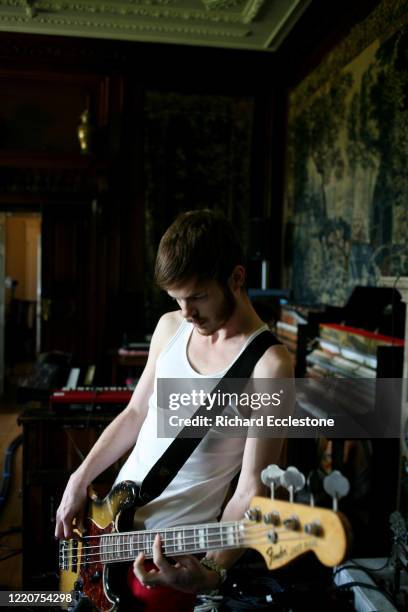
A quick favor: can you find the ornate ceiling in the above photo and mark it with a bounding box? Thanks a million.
[0,0,311,51]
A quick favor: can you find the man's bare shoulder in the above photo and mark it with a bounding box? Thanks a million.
[149,310,184,357]
[157,310,183,335]
[253,343,294,379]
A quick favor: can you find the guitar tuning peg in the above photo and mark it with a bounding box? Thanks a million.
[280,466,306,503]
[323,470,350,511]
[261,464,284,499]
[307,469,321,507]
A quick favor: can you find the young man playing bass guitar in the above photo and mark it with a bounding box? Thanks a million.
[55,209,293,611]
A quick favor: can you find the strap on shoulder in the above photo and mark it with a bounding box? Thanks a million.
[138,329,280,504]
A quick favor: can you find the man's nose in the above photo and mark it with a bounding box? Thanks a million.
[180,300,196,318]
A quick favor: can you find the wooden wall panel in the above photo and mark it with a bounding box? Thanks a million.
[0,32,280,372]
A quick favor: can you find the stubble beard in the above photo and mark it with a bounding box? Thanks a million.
[196,285,237,336]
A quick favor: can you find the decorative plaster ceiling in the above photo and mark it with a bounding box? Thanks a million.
[0,0,311,51]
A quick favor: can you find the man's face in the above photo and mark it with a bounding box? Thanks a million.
[167,277,236,336]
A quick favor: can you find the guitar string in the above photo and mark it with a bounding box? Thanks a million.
[61,533,247,560]
[60,530,320,566]
[61,518,312,548]
[62,544,242,567]
[61,525,316,551]
[60,532,320,568]
[60,523,286,554]
[61,535,246,559]
[70,520,243,541]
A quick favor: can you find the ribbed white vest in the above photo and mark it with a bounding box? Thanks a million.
[115,319,267,529]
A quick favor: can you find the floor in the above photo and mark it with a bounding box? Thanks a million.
[0,363,36,590]
[0,398,22,590]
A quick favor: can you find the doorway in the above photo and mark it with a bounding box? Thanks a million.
[3,213,42,395]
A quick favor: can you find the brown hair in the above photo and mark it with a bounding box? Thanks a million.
[155,209,245,289]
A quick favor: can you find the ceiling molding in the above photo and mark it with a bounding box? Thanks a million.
[0,0,311,51]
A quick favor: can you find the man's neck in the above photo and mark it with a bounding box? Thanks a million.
[198,293,265,344]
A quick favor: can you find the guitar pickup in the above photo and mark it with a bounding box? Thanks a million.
[59,538,79,572]
[71,538,78,573]
[59,539,69,571]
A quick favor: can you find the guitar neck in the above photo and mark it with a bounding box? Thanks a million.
[99,521,245,563]
[60,496,349,578]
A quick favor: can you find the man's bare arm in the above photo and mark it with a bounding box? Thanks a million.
[204,345,294,572]
[54,312,181,538]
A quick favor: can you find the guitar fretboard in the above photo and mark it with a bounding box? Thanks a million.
[99,521,245,563]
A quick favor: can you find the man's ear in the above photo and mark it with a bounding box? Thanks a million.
[229,265,246,291]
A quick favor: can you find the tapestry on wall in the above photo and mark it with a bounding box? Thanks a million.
[143,91,254,327]
[286,1,408,306]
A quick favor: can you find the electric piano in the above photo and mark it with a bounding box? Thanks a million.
[50,387,133,411]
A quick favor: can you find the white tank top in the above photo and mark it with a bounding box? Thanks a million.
[115,319,268,529]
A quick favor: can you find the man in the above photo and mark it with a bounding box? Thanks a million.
[55,209,293,609]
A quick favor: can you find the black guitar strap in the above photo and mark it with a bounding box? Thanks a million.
[138,329,281,504]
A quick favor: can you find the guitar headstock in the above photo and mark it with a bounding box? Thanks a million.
[244,496,349,570]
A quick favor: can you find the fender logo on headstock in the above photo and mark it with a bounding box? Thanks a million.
[266,545,287,566]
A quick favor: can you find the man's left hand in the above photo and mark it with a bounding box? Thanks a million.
[132,534,220,594]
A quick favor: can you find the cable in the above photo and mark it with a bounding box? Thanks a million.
[391,273,402,374]
[63,428,85,463]
[0,549,22,562]
[348,558,391,571]
[0,546,21,555]
[0,527,21,538]
[335,580,396,606]
[0,434,23,514]
[332,558,391,578]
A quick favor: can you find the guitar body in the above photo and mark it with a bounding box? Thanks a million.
[60,480,140,611]
[59,480,349,612]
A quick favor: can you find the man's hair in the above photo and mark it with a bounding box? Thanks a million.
[155,209,245,288]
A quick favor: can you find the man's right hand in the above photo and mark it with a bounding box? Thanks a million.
[55,472,88,539]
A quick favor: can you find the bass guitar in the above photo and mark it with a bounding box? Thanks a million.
[59,479,348,611]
